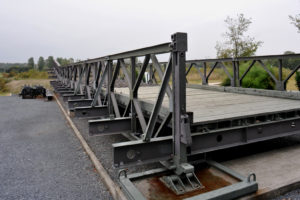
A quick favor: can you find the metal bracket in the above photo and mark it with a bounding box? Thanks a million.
[170,32,188,52]
[160,169,203,195]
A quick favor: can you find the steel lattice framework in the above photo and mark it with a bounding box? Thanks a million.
[50,32,300,199]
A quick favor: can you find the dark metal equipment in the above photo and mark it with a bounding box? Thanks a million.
[49,32,300,200]
[19,85,53,100]
[20,85,46,99]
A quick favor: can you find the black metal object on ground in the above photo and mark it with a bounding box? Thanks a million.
[19,85,53,100]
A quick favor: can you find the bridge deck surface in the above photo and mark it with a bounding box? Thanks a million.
[115,86,300,123]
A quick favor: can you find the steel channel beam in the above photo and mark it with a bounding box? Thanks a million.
[186,181,257,200]
[68,99,93,110]
[62,94,86,101]
[57,91,75,95]
[113,117,300,167]
[89,117,131,136]
[56,88,73,91]
[74,106,109,118]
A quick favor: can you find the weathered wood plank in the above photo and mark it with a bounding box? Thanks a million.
[114,86,300,123]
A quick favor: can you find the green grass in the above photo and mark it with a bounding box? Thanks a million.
[0,69,50,96]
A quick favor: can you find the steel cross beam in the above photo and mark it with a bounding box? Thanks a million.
[113,115,300,167]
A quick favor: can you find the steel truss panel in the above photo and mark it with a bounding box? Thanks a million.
[113,117,300,167]
[74,106,109,118]
[89,117,131,136]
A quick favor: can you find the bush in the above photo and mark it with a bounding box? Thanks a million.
[221,63,276,90]
[15,69,48,80]
[0,77,8,93]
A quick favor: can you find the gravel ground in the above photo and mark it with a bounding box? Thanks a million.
[273,189,300,200]
[0,96,112,200]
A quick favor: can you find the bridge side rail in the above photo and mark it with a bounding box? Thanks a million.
[185,54,300,91]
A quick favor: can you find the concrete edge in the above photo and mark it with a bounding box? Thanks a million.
[242,178,300,200]
[54,94,127,200]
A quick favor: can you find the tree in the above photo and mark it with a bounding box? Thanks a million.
[289,14,300,33]
[215,14,263,58]
[37,56,45,71]
[27,57,35,69]
[45,56,55,69]
[56,57,74,66]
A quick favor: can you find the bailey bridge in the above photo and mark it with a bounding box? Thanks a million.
[49,32,300,200]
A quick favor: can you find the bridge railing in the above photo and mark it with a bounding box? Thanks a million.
[185,54,300,91]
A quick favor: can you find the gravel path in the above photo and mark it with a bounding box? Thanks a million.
[272,189,300,200]
[0,96,112,200]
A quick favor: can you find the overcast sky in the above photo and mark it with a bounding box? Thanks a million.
[0,0,299,63]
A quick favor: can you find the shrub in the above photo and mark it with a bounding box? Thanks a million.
[221,63,276,90]
[0,77,8,93]
[15,69,48,80]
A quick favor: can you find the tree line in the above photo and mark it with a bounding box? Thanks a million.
[0,56,74,73]
[27,56,74,71]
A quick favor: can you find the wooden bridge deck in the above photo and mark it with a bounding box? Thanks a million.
[115,86,300,123]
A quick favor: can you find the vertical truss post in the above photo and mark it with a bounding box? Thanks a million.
[202,62,208,85]
[232,59,237,87]
[235,61,240,87]
[149,64,153,84]
[107,60,114,117]
[72,66,77,89]
[277,59,285,91]
[74,64,86,95]
[171,32,190,174]
[131,57,137,133]
[85,64,92,98]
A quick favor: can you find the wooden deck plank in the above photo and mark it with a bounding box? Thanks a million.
[115,86,300,123]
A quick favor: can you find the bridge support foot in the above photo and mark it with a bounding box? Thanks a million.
[160,163,203,195]
[118,161,258,200]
